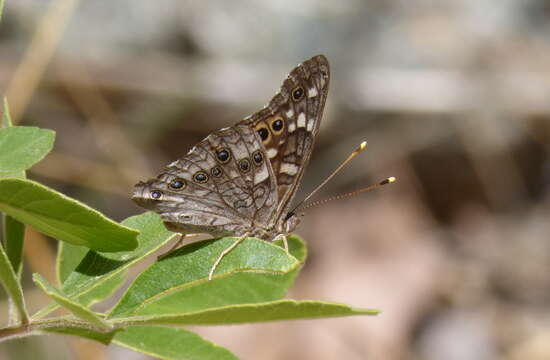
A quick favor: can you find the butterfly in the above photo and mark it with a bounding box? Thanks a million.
[132,55,329,278]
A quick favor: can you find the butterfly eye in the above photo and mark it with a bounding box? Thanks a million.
[269,116,284,135]
[151,190,163,200]
[238,158,251,172]
[193,171,208,183]
[169,178,186,190]
[211,166,223,177]
[292,86,304,101]
[216,148,231,163]
[252,150,263,166]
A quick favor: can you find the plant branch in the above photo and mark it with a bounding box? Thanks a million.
[0,317,114,343]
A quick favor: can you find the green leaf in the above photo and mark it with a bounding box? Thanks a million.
[55,240,127,307]
[113,325,238,360]
[274,234,307,262]
[4,213,26,326]
[40,322,120,345]
[109,236,304,318]
[0,100,27,325]
[33,273,112,329]
[62,212,174,295]
[34,212,174,319]
[2,97,12,128]
[56,242,90,285]
[116,299,379,325]
[2,214,24,275]
[0,127,55,175]
[77,271,127,307]
[0,100,26,178]
[0,178,138,252]
[0,100,27,317]
[0,241,29,324]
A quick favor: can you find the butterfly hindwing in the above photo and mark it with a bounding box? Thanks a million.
[133,125,278,237]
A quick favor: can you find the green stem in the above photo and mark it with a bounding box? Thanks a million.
[0,323,31,342]
[0,317,113,343]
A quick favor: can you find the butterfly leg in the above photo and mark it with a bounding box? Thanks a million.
[273,234,289,253]
[282,235,289,253]
[208,233,250,281]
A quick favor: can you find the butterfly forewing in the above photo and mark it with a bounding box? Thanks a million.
[199,125,278,225]
[241,55,330,221]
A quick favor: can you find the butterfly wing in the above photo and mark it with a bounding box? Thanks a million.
[240,55,330,222]
[133,55,330,238]
[132,124,278,238]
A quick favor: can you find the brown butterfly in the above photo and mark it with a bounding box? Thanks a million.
[133,55,332,278]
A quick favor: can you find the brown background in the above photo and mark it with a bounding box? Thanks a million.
[1,1,550,359]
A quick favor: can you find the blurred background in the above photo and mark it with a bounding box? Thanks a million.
[1,0,550,359]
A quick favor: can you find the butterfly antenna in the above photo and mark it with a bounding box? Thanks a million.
[287,141,368,218]
[298,176,396,212]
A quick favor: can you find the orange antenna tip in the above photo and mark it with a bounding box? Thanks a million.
[380,176,396,185]
[299,176,397,212]
[352,141,367,155]
[290,141,370,214]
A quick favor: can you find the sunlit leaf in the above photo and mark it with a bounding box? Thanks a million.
[113,326,238,360]
[34,274,112,329]
[109,236,304,318]
[77,272,127,307]
[34,212,174,319]
[0,127,55,176]
[0,178,138,252]
[116,299,378,325]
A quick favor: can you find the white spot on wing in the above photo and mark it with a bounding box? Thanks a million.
[288,122,296,133]
[280,162,299,176]
[254,167,269,184]
[308,87,318,98]
[297,113,306,128]
[307,119,314,131]
[267,148,278,159]
[286,109,294,118]
[232,147,248,159]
